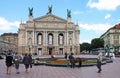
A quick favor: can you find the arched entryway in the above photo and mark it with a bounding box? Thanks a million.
[48,48,52,55]
[59,48,63,54]
[38,48,42,55]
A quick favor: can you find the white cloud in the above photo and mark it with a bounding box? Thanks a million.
[79,23,113,43]
[0,17,20,30]
[73,11,83,15]
[87,0,120,10]
[104,14,111,19]
[79,23,112,34]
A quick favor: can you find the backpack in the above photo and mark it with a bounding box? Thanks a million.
[14,55,20,65]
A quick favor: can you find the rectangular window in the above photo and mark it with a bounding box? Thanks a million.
[114,34,119,45]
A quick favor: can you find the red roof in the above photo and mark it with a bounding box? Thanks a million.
[111,23,120,29]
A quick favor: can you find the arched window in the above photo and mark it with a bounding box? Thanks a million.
[58,33,64,45]
[37,33,42,45]
[48,33,53,45]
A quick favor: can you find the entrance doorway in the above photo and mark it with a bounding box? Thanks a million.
[48,48,52,55]
[38,48,42,55]
[59,48,63,54]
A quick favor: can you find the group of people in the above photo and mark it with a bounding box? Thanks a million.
[5,52,32,75]
[64,52,76,68]
[5,49,114,74]
[64,50,103,73]
[65,52,82,68]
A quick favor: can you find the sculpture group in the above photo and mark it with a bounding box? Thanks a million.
[28,5,71,18]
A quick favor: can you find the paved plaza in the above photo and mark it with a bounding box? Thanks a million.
[0,55,120,78]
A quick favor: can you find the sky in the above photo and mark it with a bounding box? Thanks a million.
[0,0,120,44]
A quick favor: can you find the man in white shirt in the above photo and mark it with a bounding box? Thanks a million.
[97,50,102,73]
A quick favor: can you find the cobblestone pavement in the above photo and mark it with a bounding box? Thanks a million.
[0,55,120,78]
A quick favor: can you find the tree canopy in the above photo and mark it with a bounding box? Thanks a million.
[80,42,91,52]
[91,38,104,49]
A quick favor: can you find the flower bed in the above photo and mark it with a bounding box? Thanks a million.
[33,58,98,66]
[46,59,66,65]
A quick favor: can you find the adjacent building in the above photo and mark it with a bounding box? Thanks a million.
[18,6,80,55]
[0,33,18,53]
[100,23,120,54]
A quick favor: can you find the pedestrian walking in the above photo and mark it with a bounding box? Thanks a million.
[13,53,20,74]
[5,52,13,75]
[22,53,31,73]
[96,50,102,73]
[28,53,32,68]
[64,52,70,67]
[69,53,75,68]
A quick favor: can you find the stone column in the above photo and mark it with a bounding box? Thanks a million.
[43,31,46,46]
[76,30,80,54]
[54,31,58,54]
[54,31,58,46]
[65,31,69,52]
[45,31,48,46]
[72,31,75,53]
[73,31,75,45]
[34,31,37,54]
[64,32,66,46]
[77,31,80,45]
[34,31,37,45]
[25,31,28,50]
[45,31,48,54]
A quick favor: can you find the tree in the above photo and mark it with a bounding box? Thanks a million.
[91,38,104,49]
[80,42,91,52]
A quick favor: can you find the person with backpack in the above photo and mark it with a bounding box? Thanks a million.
[64,52,70,67]
[13,53,20,74]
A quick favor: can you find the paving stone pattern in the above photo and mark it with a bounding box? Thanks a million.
[0,55,120,78]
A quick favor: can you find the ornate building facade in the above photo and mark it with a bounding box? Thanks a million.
[18,7,80,55]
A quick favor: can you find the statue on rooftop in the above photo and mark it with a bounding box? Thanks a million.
[28,7,33,16]
[48,5,52,14]
[67,9,71,17]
